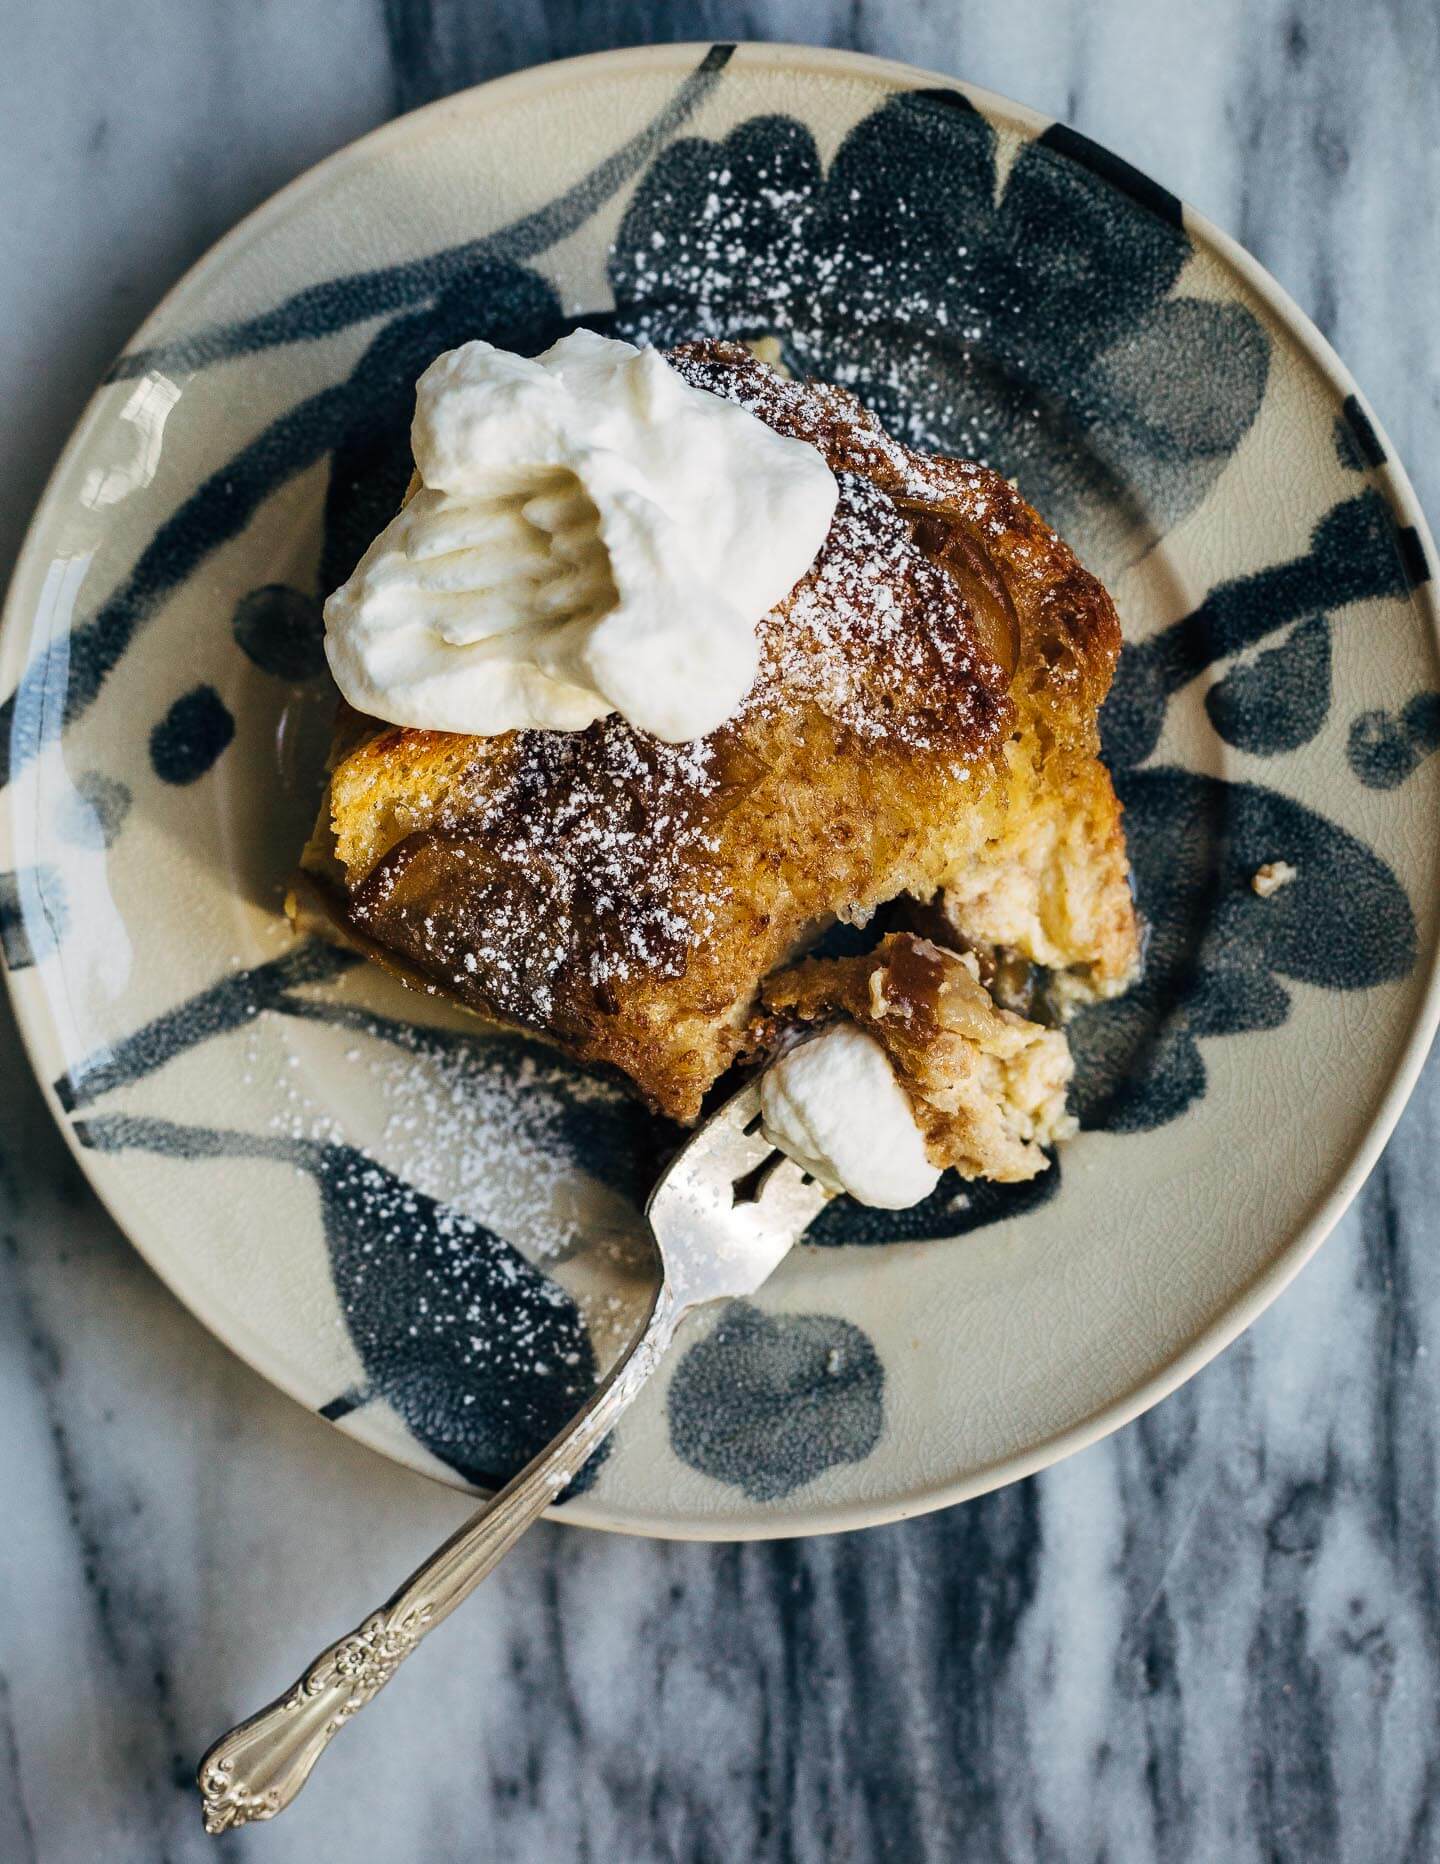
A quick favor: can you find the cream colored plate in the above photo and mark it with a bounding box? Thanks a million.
[3,43,1438,1537]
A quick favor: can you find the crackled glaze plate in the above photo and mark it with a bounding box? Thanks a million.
[3,44,1439,1538]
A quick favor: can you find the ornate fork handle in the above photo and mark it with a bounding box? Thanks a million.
[198,1286,679,1834]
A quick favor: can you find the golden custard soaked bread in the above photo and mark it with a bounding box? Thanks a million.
[764,933,1075,1183]
[294,340,1139,1122]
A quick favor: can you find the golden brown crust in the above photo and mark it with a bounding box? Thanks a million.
[303,341,1135,1122]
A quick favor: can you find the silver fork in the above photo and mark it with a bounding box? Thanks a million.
[196,1080,826,1834]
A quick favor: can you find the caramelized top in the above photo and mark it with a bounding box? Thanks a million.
[324,341,1123,1119]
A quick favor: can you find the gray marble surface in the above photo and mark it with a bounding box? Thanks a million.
[4,3,1439,1859]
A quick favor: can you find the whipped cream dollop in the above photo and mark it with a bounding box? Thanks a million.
[760,1023,941,1210]
[323,330,838,742]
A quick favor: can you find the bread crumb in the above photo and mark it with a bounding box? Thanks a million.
[1252,860,1297,898]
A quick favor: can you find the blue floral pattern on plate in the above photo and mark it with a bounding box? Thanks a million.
[2,47,1435,1524]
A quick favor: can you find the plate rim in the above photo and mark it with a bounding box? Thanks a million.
[4,38,1439,1540]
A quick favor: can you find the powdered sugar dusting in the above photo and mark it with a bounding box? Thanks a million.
[749,471,990,747]
[352,727,728,1022]
[252,998,658,1382]
[344,345,1015,1056]
[614,154,1000,459]
[669,346,1011,753]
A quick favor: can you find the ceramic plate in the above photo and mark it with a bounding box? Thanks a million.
[4,44,1438,1538]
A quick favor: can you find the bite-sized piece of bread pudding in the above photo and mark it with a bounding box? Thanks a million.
[764,933,1076,1184]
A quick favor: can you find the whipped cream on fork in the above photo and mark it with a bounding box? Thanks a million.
[323,330,838,743]
[760,1023,941,1209]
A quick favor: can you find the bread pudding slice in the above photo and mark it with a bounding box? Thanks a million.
[764,933,1075,1183]
[292,341,1139,1124]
